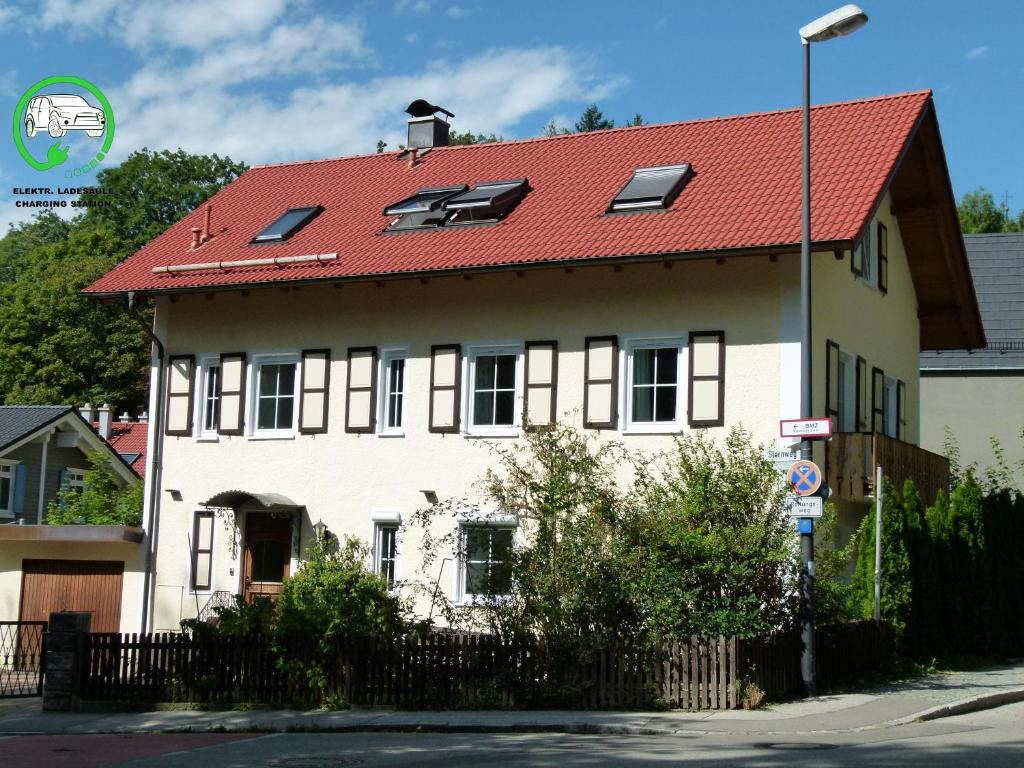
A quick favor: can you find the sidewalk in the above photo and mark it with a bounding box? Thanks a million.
[1,662,1022,737]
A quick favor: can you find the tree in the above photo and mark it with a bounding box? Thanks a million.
[957,187,1024,234]
[626,113,645,127]
[574,104,614,133]
[0,149,247,411]
[447,130,502,146]
[46,451,143,526]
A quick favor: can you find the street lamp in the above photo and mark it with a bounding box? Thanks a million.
[798,3,868,698]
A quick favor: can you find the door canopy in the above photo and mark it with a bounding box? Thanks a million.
[201,490,302,511]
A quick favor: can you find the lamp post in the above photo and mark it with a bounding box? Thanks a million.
[797,3,868,697]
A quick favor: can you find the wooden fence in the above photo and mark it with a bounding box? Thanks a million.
[82,621,893,709]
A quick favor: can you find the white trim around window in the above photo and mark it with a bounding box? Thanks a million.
[378,348,409,437]
[453,509,518,604]
[65,467,88,492]
[621,334,688,433]
[463,342,524,438]
[370,509,402,587]
[194,355,221,441]
[0,459,18,517]
[248,352,301,439]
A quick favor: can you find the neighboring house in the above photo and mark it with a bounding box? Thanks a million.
[0,405,143,632]
[84,90,983,632]
[920,233,1024,489]
[100,411,149,477]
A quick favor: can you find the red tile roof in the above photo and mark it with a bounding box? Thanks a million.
[85,91,932,296]
[103,420,148,476]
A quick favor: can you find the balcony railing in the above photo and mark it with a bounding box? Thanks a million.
[826,432,950,505]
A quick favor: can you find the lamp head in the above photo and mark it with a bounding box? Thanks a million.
[800,4,868,43]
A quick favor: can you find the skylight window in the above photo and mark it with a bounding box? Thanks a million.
[445,178,529,224]
[384,185,467,231]
[251,206,324,243]
[608,164,693,212]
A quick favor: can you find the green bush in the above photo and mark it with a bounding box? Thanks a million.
[46,450,143,526]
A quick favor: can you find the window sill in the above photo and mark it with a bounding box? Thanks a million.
[464,428,520,439]
[247,432,296,441]
[622,425,684,435]
[377,430,406,439]
[195,434,219,443]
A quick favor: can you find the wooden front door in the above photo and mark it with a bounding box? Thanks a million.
[243,529,291,602]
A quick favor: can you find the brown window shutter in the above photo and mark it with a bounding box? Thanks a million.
[166,355,195,436]
[429,344,462,433]
[871,366,885,434]
[897,379,906,441]
[824,340,840,424]
[878,222,889,295]
[217,352,247,435]
[524,341,558,430]
[345,347,377,433]
[688,331,725,428]
[191,511,214,591]
[584,336,618,430]
[855,356,867,432]
[299,349,331,434]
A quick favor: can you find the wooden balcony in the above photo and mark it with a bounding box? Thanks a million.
[826,432,950,505]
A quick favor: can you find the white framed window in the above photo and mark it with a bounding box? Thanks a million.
[853,226,877,288]
[883,376,899,439]
[379,349,408,436]
[374,524,399,587]
[457,523,515,602]
[65,468,87,492]
[622,335,687,432]
[465,343,523,436]
[195,357,221,439]
[836,351,856,433]
[250,354,299,438]
[0,461,17,517]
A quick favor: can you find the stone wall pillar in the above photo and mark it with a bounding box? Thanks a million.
[43,612,91,712]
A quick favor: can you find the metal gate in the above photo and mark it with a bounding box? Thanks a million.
[0,621,46,697]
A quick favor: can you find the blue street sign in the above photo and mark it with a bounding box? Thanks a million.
[797,517,814,534]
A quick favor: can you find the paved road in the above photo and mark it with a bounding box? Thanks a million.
[2,701,1022,767]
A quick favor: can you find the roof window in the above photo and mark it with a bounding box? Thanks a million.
[444,178,529,224]
[251,206,324,243]
[608,164,693,212]
[384,185,467,231]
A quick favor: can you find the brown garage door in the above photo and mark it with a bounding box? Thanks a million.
[19,560,124,632]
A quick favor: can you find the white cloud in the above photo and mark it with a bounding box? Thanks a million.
[0,69,17,98]
[0,2,20,27]
[446,5,476,19]
[36,0,292,50]
[404,32,419,44]
[965,45,989,60]
[394,0,431,14]
[110,46,627,164]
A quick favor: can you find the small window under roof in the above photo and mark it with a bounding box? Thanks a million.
[251,206,324,243]
[608,164,693,212]
[444,178,529,224]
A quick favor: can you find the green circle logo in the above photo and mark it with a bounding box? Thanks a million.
[12,75,114,175]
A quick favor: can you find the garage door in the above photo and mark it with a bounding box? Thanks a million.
[19,560,124,632]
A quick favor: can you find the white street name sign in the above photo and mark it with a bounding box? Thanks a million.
[784,495,823,518]
[779,418,833,439]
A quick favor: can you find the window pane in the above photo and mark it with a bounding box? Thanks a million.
[465,562,487,595]
[257,397,277,430]
[278,364,296,396]
[633,386,654,422]
[633,349,655,385]
[276,396,294,429]
[474,391,495,425]
[389,393,402,428]
[251,539,288,582]
[655,348,678,384]
[654,386,677,422]
[491,528,514,559]
[0,476,9,511]
[495,355,516,389]
[259,365,279,396]
[475,355,496,389]
[494,391,515,425]
[465,527,490,561]
[390,359,404,392]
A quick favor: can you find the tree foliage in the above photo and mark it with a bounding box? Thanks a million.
[46,450,143,526]
[0,149,247,411]
[957,187,1024,233]
[411,424,800,644]
[574,104,614,133]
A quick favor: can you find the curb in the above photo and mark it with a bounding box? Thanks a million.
[888,687,1024,726]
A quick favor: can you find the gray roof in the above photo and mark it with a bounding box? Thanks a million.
[0,406,75,454]
[921,232,1024,370]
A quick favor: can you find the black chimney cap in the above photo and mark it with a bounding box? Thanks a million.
[405,99,455,119]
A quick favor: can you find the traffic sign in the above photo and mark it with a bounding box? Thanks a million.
[787,460,822,496]
[785,495,823,518]
[780,418,833,439]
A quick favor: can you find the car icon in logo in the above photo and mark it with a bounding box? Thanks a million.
[24,93,106,139]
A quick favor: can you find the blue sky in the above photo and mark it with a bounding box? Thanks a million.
[1,0,1021,231]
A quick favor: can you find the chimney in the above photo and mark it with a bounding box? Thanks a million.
[80,402,96,423]
[407,147,418,169]
[138,411,149,424]
[118,411,131,423]
[97,403,113,441]
[201,204,212,243]
[405,99,454,149]
[191,227,202,249]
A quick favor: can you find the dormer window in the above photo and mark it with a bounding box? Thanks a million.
[384,185,467,231]
[608,164,693,212]
[251,206,324,243]
[445,178,529,224]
